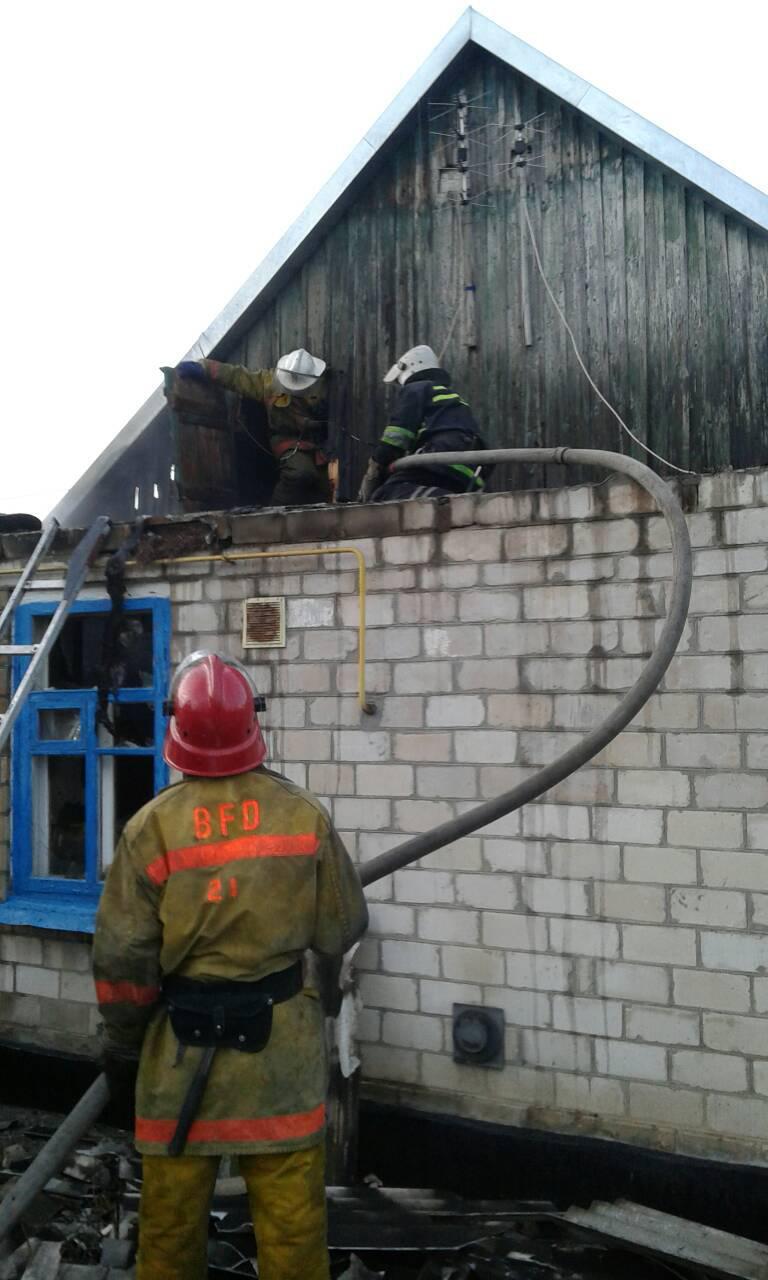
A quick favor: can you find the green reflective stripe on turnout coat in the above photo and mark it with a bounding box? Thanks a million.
[93,767,368,1155]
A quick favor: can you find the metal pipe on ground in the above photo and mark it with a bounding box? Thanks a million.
[0,447,691,1241]
[0,1074,110,1244]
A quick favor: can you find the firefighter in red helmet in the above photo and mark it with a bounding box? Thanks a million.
[93,651,368,1280]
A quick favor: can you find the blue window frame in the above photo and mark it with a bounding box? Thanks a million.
[2,596,170,930]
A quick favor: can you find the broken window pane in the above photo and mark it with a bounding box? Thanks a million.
[100,755,155,875]
[32,611,154,690]
[37,708,81,741]
[32,756,86,878]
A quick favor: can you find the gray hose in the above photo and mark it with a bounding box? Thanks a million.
[0,1073,110,1242]
[360,447,692,887]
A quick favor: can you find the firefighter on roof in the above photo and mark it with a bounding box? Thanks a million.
[93,650,368,1280]
[177,348,332,506]
[358,344,489,503]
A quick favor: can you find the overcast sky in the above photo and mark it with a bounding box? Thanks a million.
[1,0,766,518]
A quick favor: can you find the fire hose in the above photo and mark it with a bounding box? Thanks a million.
[0,447,691,1241]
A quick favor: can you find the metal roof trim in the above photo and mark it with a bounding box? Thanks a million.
[51,5,768,524]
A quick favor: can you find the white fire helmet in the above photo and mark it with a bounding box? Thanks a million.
[275,348,326,395]
[383,345,440,386]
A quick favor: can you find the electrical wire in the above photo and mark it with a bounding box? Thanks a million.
[521,198,695,476]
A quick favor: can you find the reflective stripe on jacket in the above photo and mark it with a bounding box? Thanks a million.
[374,372,485,491]
[93,767,368,1155]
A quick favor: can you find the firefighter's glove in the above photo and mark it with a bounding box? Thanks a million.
[176,360,206,381]
[101,1046,140,1102]
[357,459,384,504]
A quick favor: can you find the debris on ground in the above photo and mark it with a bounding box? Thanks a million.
[3,1103,768,1279]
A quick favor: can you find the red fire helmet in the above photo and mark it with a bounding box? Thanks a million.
[163,651,267,778]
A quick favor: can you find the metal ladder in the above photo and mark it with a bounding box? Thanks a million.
[0,515,111,753]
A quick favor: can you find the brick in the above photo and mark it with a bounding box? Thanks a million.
[403,501,437,531]
[308,763,354,794]
[459,592,522,623]
[442,945,505,984]
[0,993,40,1028]
[523,584,590,621]
[704,1012,768,1055]
[694,773,768,810]
[505,523,569,559]
[694,546,767,576]
[428,838,483,871]
[394,799,454,833]
[60,972,96,1004]
[506,952,574,992]
[553,995,622,1037]
[749,894,768,927]
[484,838,548,875]
[418,908,479,945]
[356,764,413,796]
[618,770,690,807]
[442,528,502,562]
[15,965,60,999]
[519,732,581,767]
[368,903,415,936]
[549,556,615,584]
[333,731,390,762]
[286,597,336,628]
[340,594,395,628]
[623,925,696,966]
[707,1095,768,1139]
[670,888,746,928]
[420,978,482,1014]
[555,1073,626,1117]
[594,961,669,1004]
[455,873,517,911]
[394,870,455,904]
[703,694,768,731]
[0,936,43,965]
[522,877,590,916]
[701,930,768,972]
[359,973,418,1012]
[594,883,666,923]
[393,732,452,762]
[382,1011,443,1051]
[673,969,749,1013]
[381,534,435,565]
[673,1050,747,1092]
[377,697,425,729]
[481,912,546,954]
[303,631,357,661]
[743,573,768,611]
[549,919,620,959]
[628,1083,704,1127]
[666,734,741,769]
[334,797,390,830]
[703,852,768,896]
[420,564,479,590]
[176,602,220,632]
[699,616,768,653]
[594,1038,667,1081]
[426,695,485,728]
[302,570,357,595]
[394,662,452,694]
[634,694,700,730]
[275,664,331,694]
[524,657,590,692]
[484,561,545,586]
[277,730,331,762]
[747,736,768,771]
[488,987,551,1028]
[0,963,13,993]
[522,804,590,841]
[381,940,440,977]
[593,807,663,846]
[422,626,483,659]
[742,655,768,690]
[573,519,639,556]
[458,660,521,692]
[751,1062,768,1096]
[485,622,550,657]
[664,656,735,692]
[698,470,755,508]
[476,491,535,525]
[454,730,518,764]
[667,811,743,849]
[723,508,768,544]
[363,1043,420,1083]
[626,1005,699,1046]
[522,1028,592,1072]
[550,843,620,880]
[553,694,620,731]
[538,485,596,520]
[365,628,421,660]
[688,576,740,615]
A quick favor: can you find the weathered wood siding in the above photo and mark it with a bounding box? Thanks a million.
[223,48,768,494]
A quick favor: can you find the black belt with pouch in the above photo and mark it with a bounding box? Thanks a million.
[161,960,303,1156]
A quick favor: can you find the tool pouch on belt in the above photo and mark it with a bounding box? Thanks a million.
[162,961,303,1156]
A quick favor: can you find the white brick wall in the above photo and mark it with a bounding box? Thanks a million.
[6,467,768,1159]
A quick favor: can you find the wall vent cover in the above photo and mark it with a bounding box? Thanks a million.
[242,597,286,649]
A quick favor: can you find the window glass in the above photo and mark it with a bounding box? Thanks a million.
[37,708,81,741]
[32,611,154,689]
[32,756,86,878]
[97,702,154,748]
[100,755,156,875]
